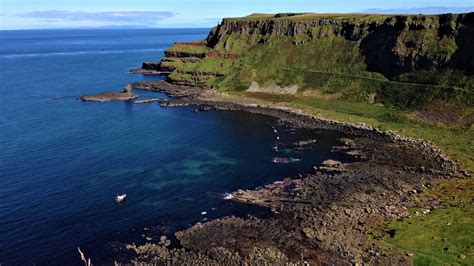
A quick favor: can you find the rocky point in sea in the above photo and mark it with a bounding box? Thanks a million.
[80,84,138,102]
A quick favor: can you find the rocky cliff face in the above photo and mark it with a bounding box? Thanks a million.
[206,13,474,78]
[164,51,207,59]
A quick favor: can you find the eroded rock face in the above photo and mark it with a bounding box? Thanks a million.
[206,13,474,78]
[247,81,298,94]
[129,62,173,75]
[164,51,207,58]
[142,62,162,71]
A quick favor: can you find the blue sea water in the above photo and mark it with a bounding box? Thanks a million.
[0,29,349,264]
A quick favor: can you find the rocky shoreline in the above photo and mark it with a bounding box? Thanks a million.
[132,80,463,177]
[112,80,468,265]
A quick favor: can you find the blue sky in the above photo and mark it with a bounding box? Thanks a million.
[1,0,473,29]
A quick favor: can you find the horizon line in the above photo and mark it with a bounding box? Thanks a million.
[0,26,214,31]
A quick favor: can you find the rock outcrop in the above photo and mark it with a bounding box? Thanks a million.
[247,81,298,94]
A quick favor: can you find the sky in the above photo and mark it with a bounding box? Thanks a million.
[1,0,473,30]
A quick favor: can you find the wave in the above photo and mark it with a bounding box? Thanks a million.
[223,193,234,200]
[0,48,165,59]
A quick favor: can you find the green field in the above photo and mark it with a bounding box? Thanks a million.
[166,44,210,54]
[371,179,474,265]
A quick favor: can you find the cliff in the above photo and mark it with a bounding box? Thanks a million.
[154,13,474,110]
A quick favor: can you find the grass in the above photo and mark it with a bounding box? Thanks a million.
[160,58,186,69]
[374,178,474,265]
[168,71,216,86]
[166,45,210,54]
[180,58,234,75]
[225,13,441,23]
[384,205,473,265]
[209,35,473,107]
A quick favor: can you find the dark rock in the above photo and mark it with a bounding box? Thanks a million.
[80,92,138,102]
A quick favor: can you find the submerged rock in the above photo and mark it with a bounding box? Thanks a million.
[133,98,168,104]
[80,92,138,102]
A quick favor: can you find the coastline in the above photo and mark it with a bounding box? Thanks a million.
[110,80,467,264]
[131,80,462,177]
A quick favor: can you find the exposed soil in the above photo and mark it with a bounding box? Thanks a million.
[412,101,474,127]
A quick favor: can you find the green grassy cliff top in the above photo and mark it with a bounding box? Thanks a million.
[223,12,453,23]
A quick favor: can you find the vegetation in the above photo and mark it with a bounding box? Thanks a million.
[210,36,473,106]
[225,13,434,23]
[370,178,474,265]
[387,205,473,265]
[160,58,185,69]
[180,58,234,75]
[166,44,210,54]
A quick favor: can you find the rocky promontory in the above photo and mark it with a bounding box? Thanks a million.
[80,85,138,102]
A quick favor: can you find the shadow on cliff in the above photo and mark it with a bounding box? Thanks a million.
[359,16,411,79]
[449,13,474,74]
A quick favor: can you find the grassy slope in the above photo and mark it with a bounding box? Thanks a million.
[212,36,473,107]
[387,205,473,265]
[227,13,422,23]
[166,45,210,54]
[369,178,474,265]
[181,58,233,74]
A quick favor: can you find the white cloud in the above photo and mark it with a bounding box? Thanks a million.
[15,10,175,25]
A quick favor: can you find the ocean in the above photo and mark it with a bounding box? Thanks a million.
[0,29,349,264]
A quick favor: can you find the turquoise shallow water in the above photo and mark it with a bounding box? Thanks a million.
[0,29,350,264]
